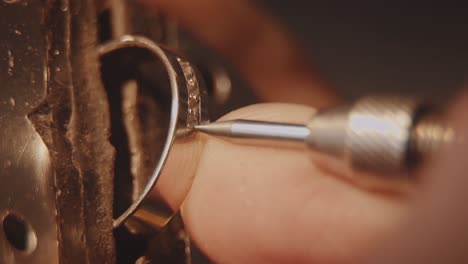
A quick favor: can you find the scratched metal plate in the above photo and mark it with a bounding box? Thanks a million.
[1,0,116,263]
[0,1,59,263]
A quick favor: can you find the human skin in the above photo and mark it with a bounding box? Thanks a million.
[138,1,468,263]
[183,103,410,263]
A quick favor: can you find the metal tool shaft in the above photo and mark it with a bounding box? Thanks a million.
[195,97,453,176]
[196,120,310,142]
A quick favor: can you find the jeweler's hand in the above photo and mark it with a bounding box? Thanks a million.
[183,96,468,264]
[185,103,409,263]
[140,1,468,263]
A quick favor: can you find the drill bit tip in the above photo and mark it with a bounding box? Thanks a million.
[194,121,234,136]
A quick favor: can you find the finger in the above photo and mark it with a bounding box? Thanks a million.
[182,103,408,264]
[138,0,338,107]
[368,90,468,263]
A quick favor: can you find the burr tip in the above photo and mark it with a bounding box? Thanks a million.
[194,121,233,136]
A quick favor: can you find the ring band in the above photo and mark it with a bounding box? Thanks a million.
[98,35,208,230]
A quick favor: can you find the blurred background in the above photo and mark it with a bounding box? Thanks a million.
[199,3,468,117]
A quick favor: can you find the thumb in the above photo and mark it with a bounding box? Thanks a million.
[182,103,408,264]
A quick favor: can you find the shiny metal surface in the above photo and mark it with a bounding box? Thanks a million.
[345,97,418,173]
[411,113,454,161]
[196,97,451,177]
[307,97,446,174]
[102,3,197,263]
[0,1,59,263]
[196,120,310,141]
[98,35,208,230]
